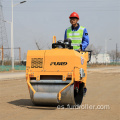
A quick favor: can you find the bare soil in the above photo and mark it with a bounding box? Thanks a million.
[0,68,120,120]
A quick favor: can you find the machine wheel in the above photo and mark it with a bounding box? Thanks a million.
[74,83,84,105]
[29,82,84,106]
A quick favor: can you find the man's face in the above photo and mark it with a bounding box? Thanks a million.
[70,17,79,26]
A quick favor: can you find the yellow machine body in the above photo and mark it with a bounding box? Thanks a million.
[26,49,88,81]
[26,47,89,105]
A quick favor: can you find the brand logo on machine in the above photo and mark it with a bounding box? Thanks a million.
[81,56,84,65]
[50,62,67,66]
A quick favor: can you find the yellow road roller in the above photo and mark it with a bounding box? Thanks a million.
[26,36,91,106]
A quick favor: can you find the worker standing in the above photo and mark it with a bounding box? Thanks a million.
[64,12,89,95]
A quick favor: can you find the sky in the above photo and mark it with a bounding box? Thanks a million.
[1,0,120,59]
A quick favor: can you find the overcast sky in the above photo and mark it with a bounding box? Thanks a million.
[1,0,120,59]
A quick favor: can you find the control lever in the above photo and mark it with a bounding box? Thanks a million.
[80,44,82,51]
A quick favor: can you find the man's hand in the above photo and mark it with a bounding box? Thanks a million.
[78,49,81,52]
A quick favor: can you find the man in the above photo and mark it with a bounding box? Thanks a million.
[64,12,89,51]
[64,12,89,96]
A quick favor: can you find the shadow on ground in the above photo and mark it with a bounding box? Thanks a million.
[8,99,56,110]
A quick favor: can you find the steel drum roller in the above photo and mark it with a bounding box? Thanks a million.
[30,81,75,105]
[30,80,83,105]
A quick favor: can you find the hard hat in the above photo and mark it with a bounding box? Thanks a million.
[69,12,79,19]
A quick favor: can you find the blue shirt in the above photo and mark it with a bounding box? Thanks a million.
[64,24,89,51]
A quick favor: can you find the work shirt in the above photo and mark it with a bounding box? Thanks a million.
[64,23,89,51]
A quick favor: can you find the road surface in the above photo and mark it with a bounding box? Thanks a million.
[0,67,120,120]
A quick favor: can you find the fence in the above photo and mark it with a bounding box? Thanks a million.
[0,65,26,71]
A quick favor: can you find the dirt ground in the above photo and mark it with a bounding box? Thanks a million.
[0,67,120,120]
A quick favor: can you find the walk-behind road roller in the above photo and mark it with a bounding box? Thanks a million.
[26,36,91,106]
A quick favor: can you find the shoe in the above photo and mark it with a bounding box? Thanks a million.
[83,87,87,96]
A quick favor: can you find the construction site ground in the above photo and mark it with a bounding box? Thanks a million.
[0,66,120,120]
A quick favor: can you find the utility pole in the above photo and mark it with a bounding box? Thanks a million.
[105,38,112,65]
[11,0,26,70]
[116,43,117,63]
[11,0,14,69]
[2,45,3,65]
[19,47,21,63]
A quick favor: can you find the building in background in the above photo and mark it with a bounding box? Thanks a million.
[90,54,110,64]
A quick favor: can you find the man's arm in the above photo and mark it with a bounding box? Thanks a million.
[82,28,89,51]
[64,29,67,40]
